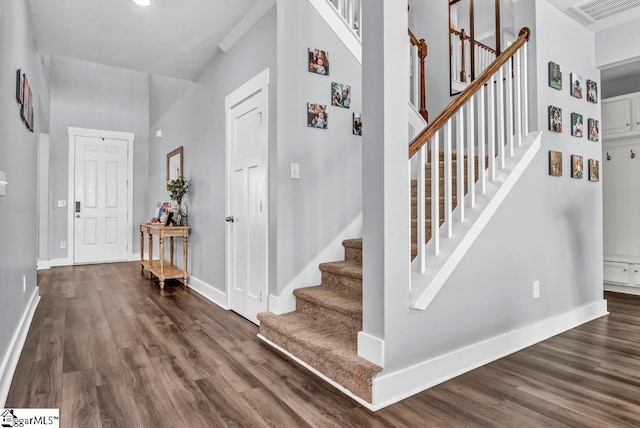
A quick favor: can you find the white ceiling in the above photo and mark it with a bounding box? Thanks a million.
[548,0,640,31]
[27,0,259,81]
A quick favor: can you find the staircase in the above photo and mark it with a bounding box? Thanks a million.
[258,152,477,403]
[257,239,381,402]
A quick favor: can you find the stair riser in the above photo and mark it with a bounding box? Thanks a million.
[344,246,362,265]
[321,271,362,294]
[259,323,372,402]
[295,299,361,340]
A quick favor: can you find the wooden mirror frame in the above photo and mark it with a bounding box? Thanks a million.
[166,146,183,189]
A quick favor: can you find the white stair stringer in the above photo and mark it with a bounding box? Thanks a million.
[410,131,542,310]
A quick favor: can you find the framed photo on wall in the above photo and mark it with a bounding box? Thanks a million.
[353,112,362,135]
[586,80,598,103]
[548,61,562,90]
[307,103,328,129]
[331,82,351,108]
[549,106,562,133]
[570,73,584,98]
[308,48,330,75]
[571,154,584,179]
[571,113,584,138]
[589,159,599,182]
[588,118,599,142]
[549,150,563,177]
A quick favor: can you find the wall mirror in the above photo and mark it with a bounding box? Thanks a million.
[449,0,514,96]
[167,146,183,188]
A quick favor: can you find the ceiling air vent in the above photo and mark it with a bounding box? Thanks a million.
[573,0,640,22]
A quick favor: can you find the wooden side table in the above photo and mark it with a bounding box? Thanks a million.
[139,223,190,289]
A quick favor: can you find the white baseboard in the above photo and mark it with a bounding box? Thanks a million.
[371,299,608,409]
[357,332,385,367]
[0,287,40,407]
[49,257,72,267]
[257,334,377,411]
[189,275,228,310]
[604,283,640,296]
[36,260,50,270]
[268,214,362,315]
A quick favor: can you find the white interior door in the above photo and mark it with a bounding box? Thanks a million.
[73,135,129,264]
[226,70,269,325]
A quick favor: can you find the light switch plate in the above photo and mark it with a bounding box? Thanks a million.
[0,171,6,197]
[57,200,67,208]
[290,163,300,180]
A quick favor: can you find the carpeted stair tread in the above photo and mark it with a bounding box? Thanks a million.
[257,311,381,401]
[294,285,362,320]
[319,260,362,280]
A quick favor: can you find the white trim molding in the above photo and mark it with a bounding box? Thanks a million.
[357,331,385,367]
[49,257,72,267]
[371,299,608,409]
[67,127,135,265]
[0,288,40,406]
[36,260,51,270]
[189,276,228,310]
[307,0,361,63]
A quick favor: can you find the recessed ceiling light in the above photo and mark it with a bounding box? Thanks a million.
[132,0,151,6]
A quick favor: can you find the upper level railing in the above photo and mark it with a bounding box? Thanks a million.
[450,27,498,90]
[329,0,362,36]
[409,27,531,277]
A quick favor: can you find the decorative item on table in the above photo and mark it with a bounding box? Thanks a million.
[167,171,191,225]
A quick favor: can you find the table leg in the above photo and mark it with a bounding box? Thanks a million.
[159,236,165,289]
[183,234,189,286]
[140,228,145,275]
[148,233,154,280]
[170,237,174,267]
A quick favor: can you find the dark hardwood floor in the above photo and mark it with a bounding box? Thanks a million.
[6,262,640,427]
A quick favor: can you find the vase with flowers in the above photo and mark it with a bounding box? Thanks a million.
[167,171,191,226]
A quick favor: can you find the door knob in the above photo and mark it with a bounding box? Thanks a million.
[225,216,235,223]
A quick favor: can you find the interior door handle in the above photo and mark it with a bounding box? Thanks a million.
[226,216,235,223]
[75,201,81,213]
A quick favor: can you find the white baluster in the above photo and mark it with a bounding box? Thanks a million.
[456,109,465,222]
[506,61,514,158]
[514,50,522,147]
[497,65,505,170]
[522,43,529,136]
[445,121,453,238]
[488,72,496,182]
[417,144,426,273]
[431,131,440,256]
[467,96,476,209]
[478,85,486,195]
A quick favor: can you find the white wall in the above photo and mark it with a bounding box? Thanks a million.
[276,0,363,293]
[0,0,48,397]
[148,6,277,293]
[380,0,604,374]
[48,56,150,259]
[596,20,640,70]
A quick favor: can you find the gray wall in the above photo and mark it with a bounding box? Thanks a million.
[381,0,604,372]
[48,56,150,258]
[148,6,277,291]
[276,0,363,293]
[0,0,48,383]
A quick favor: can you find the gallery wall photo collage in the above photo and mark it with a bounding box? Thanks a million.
[547,61,599,183]
[307,47,361,136]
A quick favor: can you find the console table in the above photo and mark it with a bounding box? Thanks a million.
[139,223,189,289]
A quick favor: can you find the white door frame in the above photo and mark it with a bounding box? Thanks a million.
[67,127,135,264]
[225,68,270,311]
[37,133,50,270]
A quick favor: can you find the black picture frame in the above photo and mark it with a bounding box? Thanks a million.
[586,80,598,103]
[549,106,562,133]
[548,61,562,90]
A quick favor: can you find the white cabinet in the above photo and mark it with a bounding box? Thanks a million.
[603,92,640,139]
[603,261,629,285]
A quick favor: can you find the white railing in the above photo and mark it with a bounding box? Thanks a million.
[329,0,361,37]
[450,29,497,88]
[409,27,530,282]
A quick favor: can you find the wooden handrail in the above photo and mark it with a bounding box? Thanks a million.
[409,26,530,159]
[408,28,429,122]
[450,27,497,55]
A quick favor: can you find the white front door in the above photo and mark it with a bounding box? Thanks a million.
[226,70,269,325]
[73,135,129,264]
